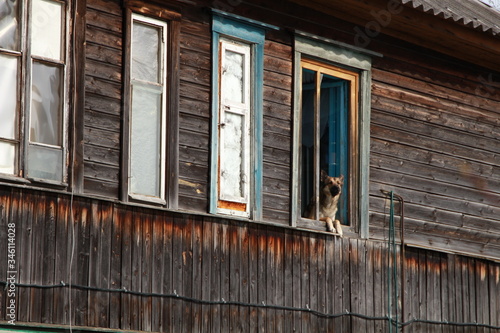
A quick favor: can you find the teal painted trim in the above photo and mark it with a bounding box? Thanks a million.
[213,14,266,45]
[253,42,264,221]
[210,13,266,220]
[209,30,220,215]
[212,9,279,33]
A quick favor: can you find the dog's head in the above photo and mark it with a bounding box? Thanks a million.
[320,170,344,198]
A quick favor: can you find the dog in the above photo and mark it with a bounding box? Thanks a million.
[305,170,344,237]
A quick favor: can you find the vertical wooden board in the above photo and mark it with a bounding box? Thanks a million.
[141,211,153,332]
[266,229,276,333]
[210,220,221,333]
[416,249,427,332]
[220,221,230,332]
[53,196,70,325]
[333,235,344,332]
[191,217,203,333]
[87,200,101,327]
[291,231,302,332]
[29,192,44,323]
[120,207,132,330]
[161,213,174,332]
[17,190,32,322]
[274,230,285,332]
[257,226,268,332]
[74,199,91,326]
[283,230,295,333]
[365,241,375,333]
[374,241,386,333]
[441,253,452,333]
[349,239,362,332]
[300,232,311,332]
[467,258,478,331]
[151,213,164,332]
[342,238,351,332]
[41,196,56,323]
[171,215,185,332]
[201,218,212,332]
[97,201,112,328]
[488,264,500,328]
[447,254,458,333]
[324,235,335,332]
[316,235,326,333]
[109,205,122,329]
[130,209,142,331]
[404,248,419,333]
[183,216,194,333]
[248,224,259,333]
[475,260,489,330]
[229,224,241,332]
[239,225,250,333]
[308,236,318,333]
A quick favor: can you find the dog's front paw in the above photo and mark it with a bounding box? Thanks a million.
[334,220,343,237]
[325,217,335,233]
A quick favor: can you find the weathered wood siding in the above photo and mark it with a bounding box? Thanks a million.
[83,0,122,198]
[369,38,500,259]
[1,186,499,332]
[75,0,500,259]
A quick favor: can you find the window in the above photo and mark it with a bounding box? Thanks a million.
[122,7,180,206]
[210,10,277,218]
[0,0,68,184]
[292,33,376,237]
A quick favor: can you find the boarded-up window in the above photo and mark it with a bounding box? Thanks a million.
[128,14,167,203]
[0,0,67,183]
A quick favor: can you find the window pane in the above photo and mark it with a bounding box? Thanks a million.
[0,54,18,139]
[222,50,244,104]
[301,68,315,217]
[220,111,245,200]
[130,84,162,197]
[31,0,62,60]
[27,144,62,181]
[0,141,16,174]
[0,0,20,50]
[30,61,62,146]
[132,21,161,83]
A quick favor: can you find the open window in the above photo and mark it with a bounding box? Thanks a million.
[292,33,375,237]
[0,0,69,184]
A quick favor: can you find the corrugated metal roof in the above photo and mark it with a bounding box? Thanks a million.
[400,0,500,36]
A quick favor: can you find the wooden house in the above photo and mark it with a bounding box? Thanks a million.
[0,0,499,331]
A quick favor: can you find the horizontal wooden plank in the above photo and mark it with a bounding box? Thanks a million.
[87,0,121,16]
[84,144,120,167]
[372,107,500,155]
[84,126,120,149]
[86,7,122,34]
[264,40,293,61]
[86,25,122,50]
[84,110,121,133]
[85,58,122,83]
[179,145,209,166]
[85,76,122,100]
[84,161,120,183]
[370,123,499,167]
[85,93,121,116]
[179,128,209,151]
[179,96,210,118]
[86,42,123,66]
[370,138,499,182]
[83,178,119,198]
[180,64,211,87]
[372,93,499,141]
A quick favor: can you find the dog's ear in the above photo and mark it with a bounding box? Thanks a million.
[339,175,344,185]
[320,170,329,183]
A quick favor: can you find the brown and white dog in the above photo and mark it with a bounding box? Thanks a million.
[306,170,344,236]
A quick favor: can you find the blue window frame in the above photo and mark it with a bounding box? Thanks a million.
[209,10,277,219]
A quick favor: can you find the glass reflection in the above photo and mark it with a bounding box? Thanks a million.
[0,0,20,50]
[31,62,62,146]
[31,0,62,60]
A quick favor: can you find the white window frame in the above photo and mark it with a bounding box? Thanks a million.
[0,0,70,185]
[127,13,168,204]
[216,38,252,217]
